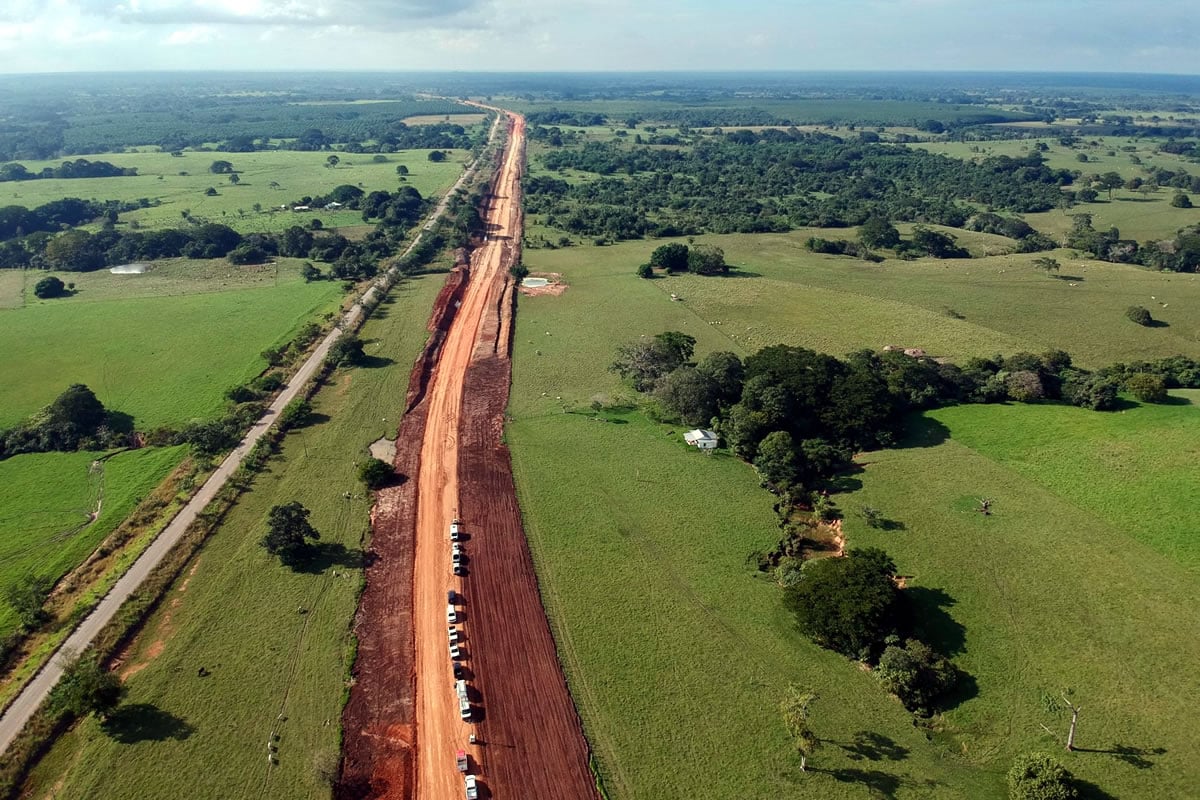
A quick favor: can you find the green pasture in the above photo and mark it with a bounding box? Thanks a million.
[510,266,987,795]
[914,136,1200,241]
[522,232,1200,369]
[927,394,1200,572]
[839,400,1200,798]
[0,446,185,638]
[2,149,469,235]
[25,271,445,800]
[0,259,342,429]
[512,233,1200,798]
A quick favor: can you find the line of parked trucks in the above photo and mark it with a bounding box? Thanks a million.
[446,518,479,800]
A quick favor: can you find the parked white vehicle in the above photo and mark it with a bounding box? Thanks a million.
[446,604,457,624]
[465,774,478,799]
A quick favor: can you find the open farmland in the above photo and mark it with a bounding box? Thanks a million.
[508,262,991,798]
[914,137,1200,241]
[509,226,1200,798]
[22,271,445,800]
[3,149,471,235]
[0,446,185,638]
[520,233,1200,368]
[0,259,342,429]
[838,398,1200,798]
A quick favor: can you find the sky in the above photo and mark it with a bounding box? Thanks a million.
[0,0,1196,75]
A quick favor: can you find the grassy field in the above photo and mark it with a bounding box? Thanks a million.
[24,270,446,800]
[914,137,1200,241]
[3,149,471,234]
[509,271,993,797]
[0,270,24,309]
[509,235,1200,798]
[401,113,487,126]
[0,446,185,638]
[838,398,1200,799]
[521,232,1200,369]
[0,259,343,429]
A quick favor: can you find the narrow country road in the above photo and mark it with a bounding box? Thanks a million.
[0,125,498,758]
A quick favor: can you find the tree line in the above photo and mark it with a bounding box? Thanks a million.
[0,159,136,183]
[1064,214,1200,273]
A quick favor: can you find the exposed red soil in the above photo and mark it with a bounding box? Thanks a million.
[338,113,596,800]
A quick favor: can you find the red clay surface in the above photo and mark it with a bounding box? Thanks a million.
[339,113,597,800]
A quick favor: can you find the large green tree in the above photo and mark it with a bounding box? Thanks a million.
[50,652,125,721]
[261,502,321,567]
[648,242,689,273]
[858,216,900,249]
[783,547,901,660]
[754,430,799,489]
[33,275,66,298]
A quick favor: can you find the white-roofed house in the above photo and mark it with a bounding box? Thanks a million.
[683,429,719,450]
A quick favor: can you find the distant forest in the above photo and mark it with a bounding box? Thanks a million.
[0,74,476,160]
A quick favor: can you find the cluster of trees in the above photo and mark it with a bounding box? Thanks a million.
[0,159,136,183]
[637,242,729,277]
[615,335,1200,499]
[805,218,979,261]
[1065,215,1200,272]
[527,132,1074,241]
[0,384,129,460]
[0,197,157,244]
[783,548,961,713]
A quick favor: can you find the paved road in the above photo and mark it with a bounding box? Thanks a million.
[0,124,500,758]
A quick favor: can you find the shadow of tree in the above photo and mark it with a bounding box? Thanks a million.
[905,586,966,657]
[839,731,910,762]
[895,415,950,449]
[1074,743,1167,770]
[822,767,903,798]
[106,410,136,435]
[102,703,193,743]
[358,354,395,369]
[1075,777,1121,800]
[294,542,366,574]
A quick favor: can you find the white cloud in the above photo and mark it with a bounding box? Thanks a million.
[164,24,216,45]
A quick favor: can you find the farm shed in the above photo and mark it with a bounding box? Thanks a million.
[684,429,719,450]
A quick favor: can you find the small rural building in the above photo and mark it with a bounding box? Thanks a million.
[326,201,344,209]
[292,205,310,212]
[684,429,719,450]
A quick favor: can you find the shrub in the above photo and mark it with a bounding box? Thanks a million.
[636,263,654,279]
[358,457,394,489]
[1125,305,1153,326]
[326,333,365,368]
[1127,372,1167,403]
[1007,753,1078,800]
[1170,193,1193,209]
[874,638,957,715]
